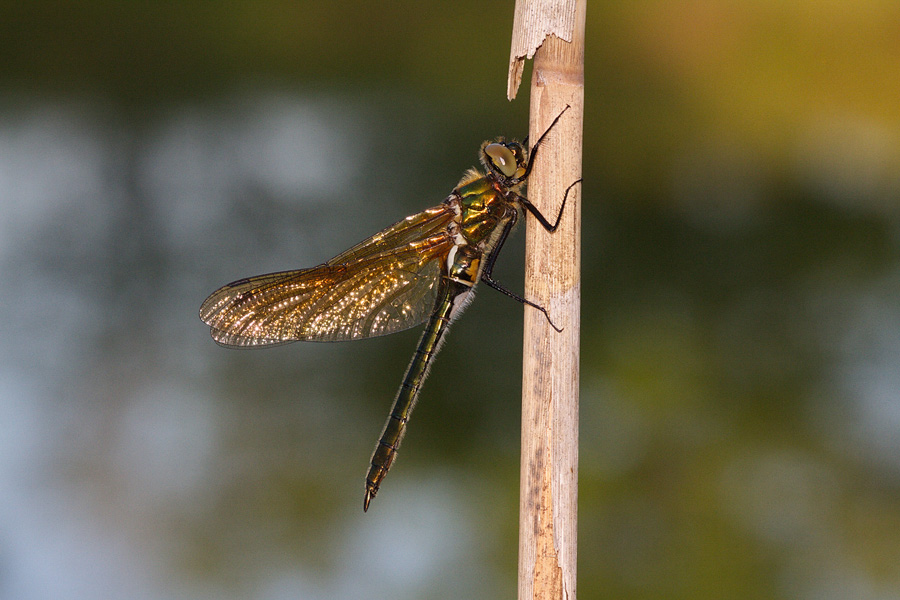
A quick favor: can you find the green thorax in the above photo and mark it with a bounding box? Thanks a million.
[451,171,522,250]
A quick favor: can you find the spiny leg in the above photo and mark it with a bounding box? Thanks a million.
[518,105,572,182]
[480,179,583,332]
[478,210,559,331]
[517,178,582,233]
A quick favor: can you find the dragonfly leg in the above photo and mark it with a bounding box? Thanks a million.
[516,178,582,233]
[481,273,563,333]
[518,105,571,182]
[480,212,564,333]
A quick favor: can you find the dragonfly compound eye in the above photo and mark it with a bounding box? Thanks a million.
[484,143,518,178]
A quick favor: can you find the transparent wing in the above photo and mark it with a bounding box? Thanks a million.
[327,205,455,265]
[199,231,455,347]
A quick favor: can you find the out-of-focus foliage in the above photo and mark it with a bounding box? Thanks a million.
[1,2,899,600]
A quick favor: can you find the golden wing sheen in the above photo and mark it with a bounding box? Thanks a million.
[200,206,456,346]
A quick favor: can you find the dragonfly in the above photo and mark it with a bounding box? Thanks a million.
[199,106,578,511]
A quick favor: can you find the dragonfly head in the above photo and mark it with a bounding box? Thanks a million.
[481,139,529,183]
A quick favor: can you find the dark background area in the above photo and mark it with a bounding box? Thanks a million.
[1,2,899,599]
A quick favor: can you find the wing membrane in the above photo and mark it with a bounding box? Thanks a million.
[200,230,454,346]
[328,205,455,265]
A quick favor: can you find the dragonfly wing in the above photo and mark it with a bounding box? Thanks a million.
[327,205,455,265]
[200,233,454,346]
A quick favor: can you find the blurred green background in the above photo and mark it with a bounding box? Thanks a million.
[2,2,899,599]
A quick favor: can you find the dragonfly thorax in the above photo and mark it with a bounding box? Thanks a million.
[446,244,481,287]
[449,174,521,254]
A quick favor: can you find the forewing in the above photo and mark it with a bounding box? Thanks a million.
[327,205,455,265]
[200,233,453,346]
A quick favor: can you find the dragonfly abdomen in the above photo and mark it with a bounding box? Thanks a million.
[363,246,480,511]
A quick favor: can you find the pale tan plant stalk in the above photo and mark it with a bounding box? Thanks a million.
[508,0,585,598]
